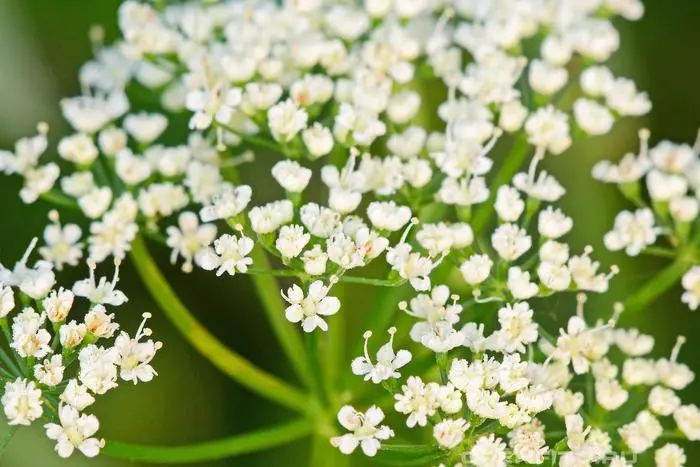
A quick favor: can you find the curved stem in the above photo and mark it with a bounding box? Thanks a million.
[102,419,312,464]
[622,256,691,314]
[248,246,312,387]
[129,235,308,412]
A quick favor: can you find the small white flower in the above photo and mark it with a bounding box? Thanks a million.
[57,133,98,166]
[114,313,161,384]
[434,418,469,449]
[199,184,252,222]
[469,434,507,467]
[507,267,539,300]
[529,60,568,95]
[73,261,127,306]
[538,206,573,239]
[39,211,83,270]
[331,405,394,457]
[196,234,254,276]
[248,200,294,234]
[45,405,104,458]
[282,281,340,332]
[123,112,167,144]
[34,355,65,387]
[674,405,700,441]
[166,212,217,273]
[494,186,524,222]
[460,254,493,285]
[525,106,571,155]
[2,378,43,425]
[186,85,242,130]
[301,123,334,158]
[655,443,687,467]
[352,328,411,384]
[573,98,614,135]
[0,285,14,318]
[268,99,308,143]
[276,225,310,259]
[271,160,312,193]
[618,410,662,454]
[60,380,95,411]
[491,224,531,261]
[367,201,412,232]
[604,209,659,256]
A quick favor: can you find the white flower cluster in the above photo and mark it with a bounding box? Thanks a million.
[0,238,160,458]
[594,129,700,312]
[1,0,698,464]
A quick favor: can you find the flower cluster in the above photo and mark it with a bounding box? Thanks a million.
[0,0,698,465]
[0,238,160,458]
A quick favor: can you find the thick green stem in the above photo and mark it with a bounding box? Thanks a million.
[249,246,312,387]
[622,256,691,314]
[102,419,312,463]
[129,235,308,412]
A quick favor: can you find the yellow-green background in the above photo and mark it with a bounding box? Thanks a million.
[0,1,698,465]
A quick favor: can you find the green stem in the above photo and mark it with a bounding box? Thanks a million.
[102,419,312,464]
[305,332,328,408]
[129,235,308,412]
[248,246,312,387]
[40,191,79,210]
[245,268,404,287]
[621,256,691,314]
[0,426,18,457]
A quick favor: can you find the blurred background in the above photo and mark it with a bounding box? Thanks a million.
[0,1,699,466]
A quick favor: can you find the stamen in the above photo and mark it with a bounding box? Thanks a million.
[19,238,39,266]
[135,312,152,340]
[576,293,587,318]
[670,335,686,363]
[606,265,620,280]
[476,128,503,160]
[638,128,650,158]
[362,330,373,365]
[611,302,624,323]
[527,149,545,186]
[399,217,419,244]
[111,258,122,288]
[36,122,49,135]
[48,210,60,224]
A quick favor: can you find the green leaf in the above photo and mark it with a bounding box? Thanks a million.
[375,444,445,466]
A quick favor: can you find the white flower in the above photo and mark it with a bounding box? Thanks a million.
[494,186,524,222]
[57,133,98,166]
[460,254,493,285]
[114,313,161,384]
[2,378,43,425]
[469,434,507,467]
[529,60,568,95]
[573,98,614,135]
[509,422,548,464]
[60,91,128,133]
[73,262,127,306]
[248,200,294,234]
[302,123,334,158]
[538,206,573,239]
[580,66,615,97]
[650,141,694,173]
[282,281,340,332]
[491,224,531,261]
[78,187,113,219]
[60,380,95,411]
[34,355,65,387]
[196,234,254,276]
[604,209,659,256]
[499,100,528,132]
[647,170,688,202]
[186,85,242,130]
[618,410,663,453]
[525,106,571,155]
[386,243,434,291]
[123,112,167,144]
[367,201,412,232]
[271,160,312,193]
[605,77,651,116]
[0,286,14,318]
[674,405,700,441]
[507,267,538,300]
[0,238,56,300]
[649,386,681,416]
[45,405,104,458]
[352,328,411,384]
[302,245,328,276]
[489,302,538,353]
[595,379,629,410]
[434,418,469,449]
[276,225,310,259]
[331,405,394,457]
[199,184,252,222]
[268,99,308,143]
[166,212,217,273]
[115,149,151,185]
[655,443,687,467]
[39,212,83,270]
[78,344,119,395]
[137,182,188,218]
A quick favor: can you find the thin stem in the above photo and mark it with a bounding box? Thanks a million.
[129,235,309,412]
[641,246,680,259]
[324,283,345,406]
[621,256,691,314]
[305,332,328,408]
[102,419,312,463]
[217,123,287,153]
[245,268,404,287]
[40,191,79,210]
[248,246,312,388]
[0,426,19,457]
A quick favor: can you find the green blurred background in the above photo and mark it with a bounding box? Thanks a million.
[0,1,699,466]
